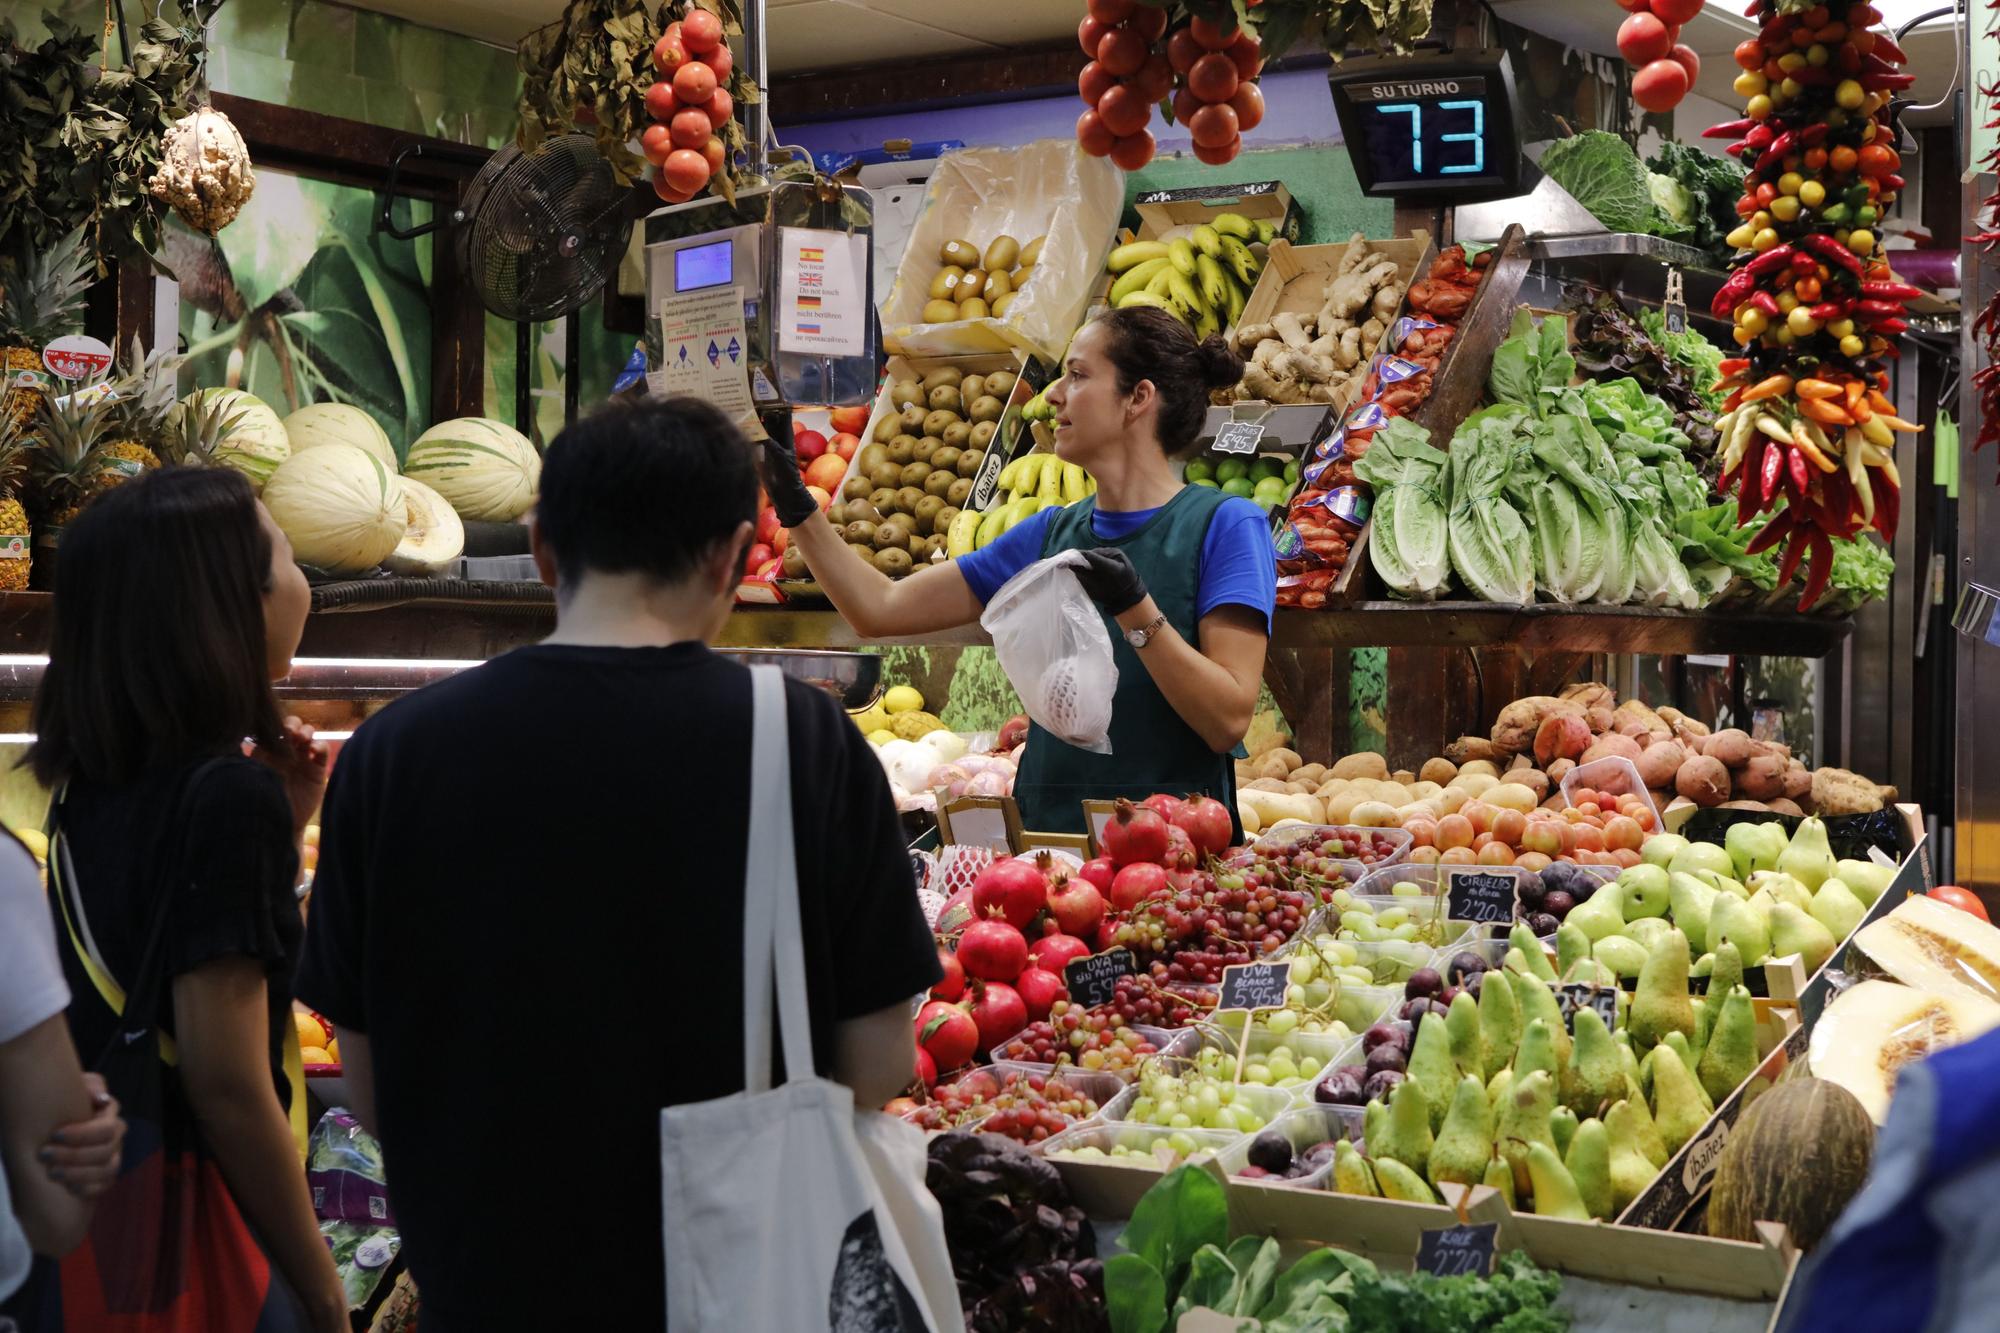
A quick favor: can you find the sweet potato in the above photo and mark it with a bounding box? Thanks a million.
[1419,757,1459,786]
[1633,740,1686,790]
[1612,699,1673,743]
[1676,754,1732,806]
[1768,798,1804,817]
[1507,752,1532,771]
[1512,769,1551,801]
[1657,705,1686,725]
[1672,716,1712,748]
[1746,739,1791,763]
[1721,800,1773,812]
[1491,696,1581,756]
[1782,761,1813,801]
[1580,733,1644,766]
[1561,682,1616,713]
[1585,707,1615,734]
[1812,767,1896,816]
[1533,713,1593,767]
[1545,757,1576,784]
[1447,735,1508,765]
[1701,729,1754,769]
[1332,752,1390,782]
[1735,754,1787,802]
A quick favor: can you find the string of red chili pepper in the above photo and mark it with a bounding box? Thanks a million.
[1702,1,1917,610]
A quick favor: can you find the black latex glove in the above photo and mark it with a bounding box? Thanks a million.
[754,406,819,528]
[1072,547,1148,617]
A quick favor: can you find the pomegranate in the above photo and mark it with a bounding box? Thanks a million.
[1046,876,1106,939]
[885,1096,920,1117]
[956,919,1029,981]
[1078,857,1116,895]
[1173,795,1234,858]
[1162,823,1198,871]
[1014,968,1067,1023]
[914,1047,937,1088]
[1109,861,1169,912]
[1027,932,1092,975]
[916,1000,977,1071]
[1103,798,1171,868]
[932,946,965,1002]
[971,856,1048,930]
[969,980,1028,1051]
[997,714,1029,751]
[1142,793,1186,823]
[1095,919,1121,952]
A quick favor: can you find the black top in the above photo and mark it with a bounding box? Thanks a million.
[55,756,302,1107]
[294,642,942,1333]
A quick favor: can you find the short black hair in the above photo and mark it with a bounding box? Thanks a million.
[1094,305,1245,457]
[29,467,284,787]
[535,396,758,586]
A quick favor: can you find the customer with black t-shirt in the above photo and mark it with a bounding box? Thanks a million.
[295,397,942,1332]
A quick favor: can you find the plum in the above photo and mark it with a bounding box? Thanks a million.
[1400,997,1448,1023]
[1446,951,1488,984]
[1404,967,1443,1000]
[1361,1022,1404,1054]
[1363,1068,1406,1102]
[1237,1165,1273,1179]
[1541,890,1576,919]
[1463,971,1486,997]
[1516,875,1546,908]
[1248,1130,1294,1174]
[1296,1141,1339,1175]
[1439,986,1462,1007]
[1365,1042,1407,1076]
[1527,912,1561,938]
[1315,1066,1367,1106]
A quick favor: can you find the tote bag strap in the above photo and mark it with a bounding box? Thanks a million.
[741,666,814,1094]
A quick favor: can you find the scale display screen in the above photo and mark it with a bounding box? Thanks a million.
[674,238,735,292]
[1330,57,1525,202]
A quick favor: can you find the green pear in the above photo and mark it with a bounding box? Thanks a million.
[1691,951,1715,978]
[1748,870,1814,915]
[1365,1098,1388,1151]
[1556,923,1593,977]
[1482,1156,1517,1210]
[1526,1141,1591,1219]
[1777,815,1839,891]
[1708,940,1745,1002]
[1770,901,1837,973]
[1428,1074,1496,1189]
[1811,877,1867,942]
[1618,863,1671,920]
[1606,1093,1668,1169]
[1669,872,1720,955]
[1605,1101,1660,1211]
[1445,991,1484,1078]
[1836,857,1896,906]
[1564,1117,1615,1220]
[1334,1140,1381,1197]
[1510,922,1557,982]
[1495,1069,1557,1196]
[1613,1030,1645,1100]
[1725,821,1788,881]
[1594,935,1650,980]
[1695,869,1749,898]
[1508,970,1571,1070]
[1661,1032,1709,1111]
[1628,928,1696,1052]
[1709,893,1771,967]
[1374,1076,1433,1171]
[1478,970,1522,1082]
[1697,940,1746,1055]
[1563,958,1620,987]
[1637,1045,1658,1102]
[1564,1005,1626,1118]
[1373,1156,1439,1204]
[1623,917,1675,954]
[1669,841,1736,881]
[1641,833,1689,870]
[1407,1012,1460,1133]
[1696,984,1757,1106]
[1566,881,1630,943]
[1647,1035,1711,1156]
[1486,1067,1514,1112]
[1513,1018,1561,1085]
[1550,1105,1578,1158]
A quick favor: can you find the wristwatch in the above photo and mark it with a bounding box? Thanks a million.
[1124,613,1169,650]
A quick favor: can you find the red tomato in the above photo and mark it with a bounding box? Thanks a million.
[1229,81,1266,131]
[1079,15,1112,57]
[1110,129,1157,170]
[640,123,674,166]
[653,170,695,204]
[670,106,712,150]
[1186,51,1240,103]
[1188,14,1234,49]
[1097,25,1149,77]
[662,147,711,196]
[1668,43,1700,84]
[1649,0,1705,23]
[1631,57,1689,112]
[1930,886,1990,922]
[1734,37,1766,68]
[1171,86,1202,126]
[1087,0,1136,21]
[702,135,726,177]
[1167,27,1203,73]
[702,42,733,82]
[1078,60,1118,106]
[1615,0,1652,10]
[1188,101,1239,149]
[1133,52,1175,102]
[1076,109,1116,157]
[1617,12,1674,65]
[1225,32,1263,80]
[681,8,723,53]
[1096,83,1152,137]
[1129,4,1168,41]
[673,60,717,106]
[652,29,690,77]
[702,88,734,130]
[643,80,678,121]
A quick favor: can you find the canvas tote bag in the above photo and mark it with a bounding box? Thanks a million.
[660,666,962,1332]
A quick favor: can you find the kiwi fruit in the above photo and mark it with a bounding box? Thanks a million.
[984,235,1021,271]
[828,501,850,527]
[935,506,961,535]
[923,469,957,499]
[1019,236,1046,268]
[913,437,942,463]
[856,443,889,475]
[873,519,910,550]
[921,367,963,391]
[840,477,872,502]
[848,542,874,562]
[969,421,998,451]
[913,494,947,532]
[843,520,878,546]
[872,414,901,444]
[922,409,959,439]
[955,269,987,303]
[931,445,962,474]
[959,375,986,404]
[984,370,1018,399]
[939,239,980,268]
[869,488,897,512]
[900,461,934,487]
[846,500,883,524]
[889,378,923,409]
[927,385,963,415]
[958,297,990,321]
[942,421,973,449]
[896,403,926,432]
[947,477,975,507]
[928,267,965,301]
[922,299,959,323]
[910,532,930,557]
[868,461,903,490]
[885,437,916,466]
[984,269,1013,300]
[873,546,914,577]
[894,485,927,514]
[990,292,1016,317]
[781,546,809,580]
[955,449,983,479]
[968,394,1004,423]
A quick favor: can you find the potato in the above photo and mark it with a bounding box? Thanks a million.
[1410,781,1443,801]
[1246,778,1292,793]
[1580,733,1644,766]
[1332,752,1390,782]
[1285,782,1316,796]
[1391,769,1416,786]
[1633,740,1686,790]
[1419,757,1458,786]
[1511,769,1551,801]
[1238,798,1261,836]
[1676,754,1732,806]
[1434,786,1471,815]
[1323,790,1366,824]
[1397,800,1443,823]
[1240,789,1323,828]
[1702,728,1753,769]
[1454,772,1497,797]
[1293,764,1328,786]
[1485,782,1539,814]
[1349,800,1403,828]
[1265,747,1304,774]
[1254,753,1293,781]
[1459,760,1500,779]
[1506,752,1533,772]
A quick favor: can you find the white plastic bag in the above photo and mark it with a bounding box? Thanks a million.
[980,552,1118,754]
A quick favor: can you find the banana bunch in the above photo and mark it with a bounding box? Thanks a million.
[1104,213,1276,338]
[946,453,1095,556]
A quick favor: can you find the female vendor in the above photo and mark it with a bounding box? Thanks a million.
[760,306,1277,834]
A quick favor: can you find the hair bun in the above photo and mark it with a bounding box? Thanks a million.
[1196,334,1245,390]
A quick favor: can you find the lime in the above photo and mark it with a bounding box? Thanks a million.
[1215,458,1250,484]
[1184,457,1216,484]
[1222,477,1256,499]
[1285,460,1302,484]
[1250,457,1283,483]
[1190,477,1220,489]
[1254,476,1290,504]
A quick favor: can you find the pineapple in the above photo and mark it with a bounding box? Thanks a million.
[0,421,33,591]
[95,337,176,491]
[29,390,114,529]
[0,228,94,435]
[163,385,249,469]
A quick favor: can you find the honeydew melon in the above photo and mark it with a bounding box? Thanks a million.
[404,417,539,521]
[285,402,398,472]
[385,476,465,576]
[176,388,289,490]
[262,444,405,574]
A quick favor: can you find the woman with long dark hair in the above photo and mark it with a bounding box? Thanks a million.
[23,467,345,1332]
[763,306,1275,834]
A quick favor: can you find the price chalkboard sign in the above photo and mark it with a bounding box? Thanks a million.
[1415,1223,1498,1278]
[1445,869,1519,926]
[1217,961,1290,1013]
[1064,948,1136,1009]
[1211,421,1266,456]
[1556,983,1620,1035]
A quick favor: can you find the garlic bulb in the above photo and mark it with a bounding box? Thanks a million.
[149,107,256,235]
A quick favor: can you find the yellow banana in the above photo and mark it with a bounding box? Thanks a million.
[1146,267,1175,297]
[1020,453,1052,498]
[1194,253,1230,310]
[995,456,1028,492]
[1218,235,1260,287]
[1106,240,1171,273]
[1252,219,1277,245]
[1116,290,1178,314]
[1037,457,1063,504]
[1004,497,1043,531]
[974,503,1010,548]
[945,509,982,558]
[1167,237,1197,278]
[1223,273,1247,326]
[1060,462,1087,505]
[1211,212,1255,239]
[1109,257,1171,303]
[1165,270,1207,320]
[1193,304,1220,339]
[1191,224,1223,258]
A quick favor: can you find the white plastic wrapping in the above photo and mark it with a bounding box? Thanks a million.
[980,552,1118,755]
[881,140,1123,365]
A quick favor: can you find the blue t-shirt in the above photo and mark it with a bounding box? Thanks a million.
[955,494,1276,634]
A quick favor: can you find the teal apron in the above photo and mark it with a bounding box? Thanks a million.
[1014,484,1244,836]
